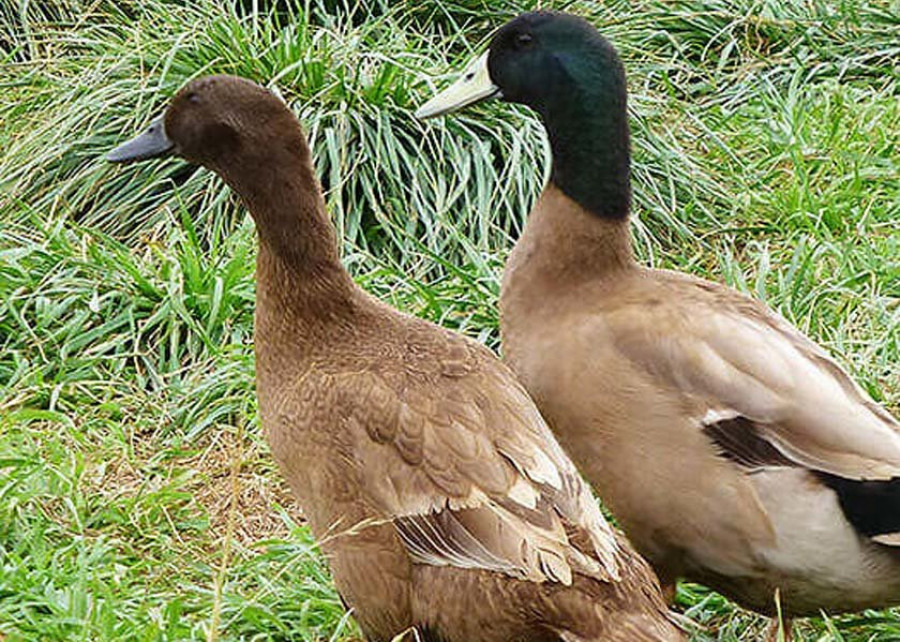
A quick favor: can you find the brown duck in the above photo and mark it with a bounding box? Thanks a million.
[107,75,683,642]
[417,9,900,638]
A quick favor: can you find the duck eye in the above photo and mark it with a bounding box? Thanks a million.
[515,33,533,49]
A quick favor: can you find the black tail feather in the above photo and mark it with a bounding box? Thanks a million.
[815,473,900,541]
[702,414,900,544]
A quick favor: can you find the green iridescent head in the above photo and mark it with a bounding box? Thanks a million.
[418,11,631,220]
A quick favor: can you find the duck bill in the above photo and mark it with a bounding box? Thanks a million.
[415,51,501,119]
[107,116,174,163]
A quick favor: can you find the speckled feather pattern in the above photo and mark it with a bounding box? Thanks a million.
[145,75,683,642]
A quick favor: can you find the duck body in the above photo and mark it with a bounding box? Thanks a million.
[255,250,679,640]
[417,11,900,618]
[500,187,900,615]
[108,75,682,642]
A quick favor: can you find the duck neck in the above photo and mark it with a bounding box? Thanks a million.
[216,135,357,339]
[537,61,631,221]
[501,183,635,333]
[520,184,634,278]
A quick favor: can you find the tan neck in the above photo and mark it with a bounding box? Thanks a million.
[504,185,636,296]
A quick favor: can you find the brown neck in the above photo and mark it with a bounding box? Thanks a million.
[214,130,358,343]
[219,136,339,267]
[507,184,635,289]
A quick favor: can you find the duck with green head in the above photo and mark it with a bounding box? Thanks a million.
[418,11,900,639]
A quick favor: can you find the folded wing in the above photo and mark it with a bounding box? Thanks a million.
[330,326,621,584]
[605,278,900,544]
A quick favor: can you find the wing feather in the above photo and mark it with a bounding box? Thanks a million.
[606,278,900,481]
[605,275,900,545]
[333,326,621,584]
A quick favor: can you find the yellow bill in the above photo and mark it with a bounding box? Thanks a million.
[415,51,501,120]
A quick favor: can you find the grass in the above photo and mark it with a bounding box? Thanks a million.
[0,0,897,639]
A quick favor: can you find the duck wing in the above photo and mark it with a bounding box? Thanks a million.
[328,322,622,584]
[605,274,900,544]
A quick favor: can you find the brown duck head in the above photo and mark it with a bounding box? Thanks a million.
[108,75,335,266]
[109,75,308,172]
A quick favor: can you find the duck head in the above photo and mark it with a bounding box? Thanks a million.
[416,11,625,119]
[108,75,300,171]
[109,75,338,266]
[417,11,631,220]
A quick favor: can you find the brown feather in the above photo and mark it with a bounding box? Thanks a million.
[119,75,682,642]
[501,183,900,617]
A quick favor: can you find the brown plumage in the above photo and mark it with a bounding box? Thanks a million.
[107,75,683,642]
[500,188,900,616]
[415,10,900,628]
